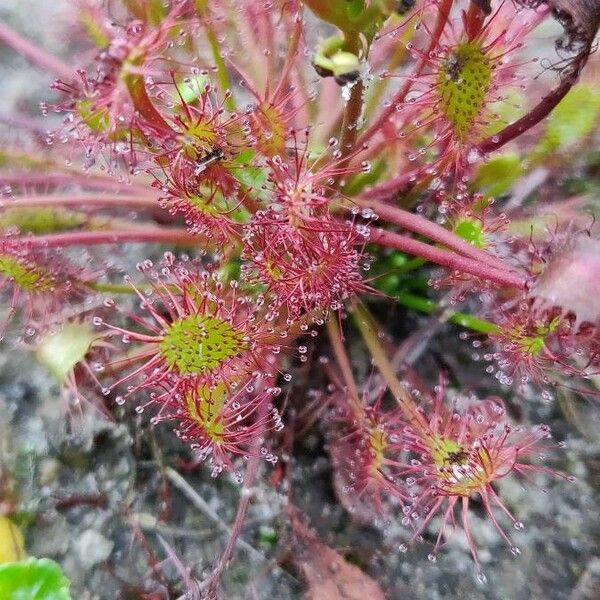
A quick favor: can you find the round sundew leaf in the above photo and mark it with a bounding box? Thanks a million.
[429,436,464,468]
[0,558,72,600]
[249,106,287,158]
[0,255,50,292]
[159,314,249,375]
[367,427,388,474]
[454,218,487,248]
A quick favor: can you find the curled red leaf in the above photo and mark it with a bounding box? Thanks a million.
[517,0,600,50]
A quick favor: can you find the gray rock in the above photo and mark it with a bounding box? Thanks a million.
[73,529,114,570]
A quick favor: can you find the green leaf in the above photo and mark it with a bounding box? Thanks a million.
[78,10,110,48]
[345,0,366,20]
[535,84,600,158]
[0,558,72,600]
[482,88,524,137]
[77,100,110,133]
[257,525,278,547]
[454,218,487,248]
[35,323,96,383]
[302,0,362,29]
[177,75,211,105]
[473,152,523,198]
[229,149,268,198]
[343,158,387,196]
[395,293,499,334]
[303,0,384,38]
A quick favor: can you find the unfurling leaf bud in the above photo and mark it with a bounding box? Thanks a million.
[313,36,361,86]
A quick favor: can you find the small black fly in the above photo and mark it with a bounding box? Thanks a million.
[397,0,417,15]
[194,147,225,175]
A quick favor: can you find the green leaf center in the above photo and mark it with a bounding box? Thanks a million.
[160,314,248,374]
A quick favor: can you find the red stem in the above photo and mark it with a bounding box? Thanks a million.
[356,198,517,273]
[0,195,158,210]
[478,51,589,154]
[202,453,260,596]
[326,316,360,405]
[17,228,200,247]
[201,387,273,596]
[369,227,528,289]
[0,173,153,195]
[0,21,75,82]
[332,31,366,189]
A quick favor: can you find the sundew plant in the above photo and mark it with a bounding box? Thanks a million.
[0,0,599,597]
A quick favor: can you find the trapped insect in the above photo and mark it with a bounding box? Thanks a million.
[194,147,225,175]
